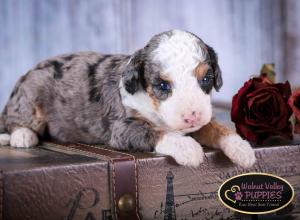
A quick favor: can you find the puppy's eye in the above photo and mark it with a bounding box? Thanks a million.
[201,76,211,84]
[199,74,213,94]
[159,81,172,92]
[152,80,172,100]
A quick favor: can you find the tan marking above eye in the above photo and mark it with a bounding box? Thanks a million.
[194,63,209,80]
[159,74,173,84]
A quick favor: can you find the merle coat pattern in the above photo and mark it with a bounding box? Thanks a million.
[1,52,159,150]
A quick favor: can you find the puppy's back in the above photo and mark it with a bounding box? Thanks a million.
[2,51,130,143]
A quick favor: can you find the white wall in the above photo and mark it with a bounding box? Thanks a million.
[0,0,298,110]
[285,0,300,89]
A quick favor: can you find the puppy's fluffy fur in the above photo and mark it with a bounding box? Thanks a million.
[0,30,255,168]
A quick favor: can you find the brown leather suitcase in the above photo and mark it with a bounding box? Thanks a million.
[1,110,300,220]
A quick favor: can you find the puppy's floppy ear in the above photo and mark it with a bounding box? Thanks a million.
[123,49,144,94]
[206,44,223,91]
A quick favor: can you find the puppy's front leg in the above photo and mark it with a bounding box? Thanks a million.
[109,118,160,152]
[192,120,256,168]
[110,118,204,167]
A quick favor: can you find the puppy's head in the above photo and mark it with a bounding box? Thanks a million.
[121,30,222,133]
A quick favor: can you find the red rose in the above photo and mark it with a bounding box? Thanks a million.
[231,76,293,144]
[288,88,300,134]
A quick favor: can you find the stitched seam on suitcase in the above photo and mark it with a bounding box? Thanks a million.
[42,142,112,160]
[133,158,140,220]
[110,159,118,220]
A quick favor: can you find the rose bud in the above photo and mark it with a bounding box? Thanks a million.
[231,76,293,144]
[288,87,300,134]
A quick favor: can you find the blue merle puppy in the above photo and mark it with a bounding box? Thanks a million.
[0,30,255,168]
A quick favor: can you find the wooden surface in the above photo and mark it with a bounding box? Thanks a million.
[0,0,299,110]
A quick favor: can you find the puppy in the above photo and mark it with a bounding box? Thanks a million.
[0,30,255,168]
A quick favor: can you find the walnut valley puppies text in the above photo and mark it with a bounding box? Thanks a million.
[239,181,283,201]
[218,173,294,214]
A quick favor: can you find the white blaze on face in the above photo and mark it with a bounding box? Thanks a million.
[152,30,212,132]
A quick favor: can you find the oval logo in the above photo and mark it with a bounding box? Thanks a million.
[218,173,294,214]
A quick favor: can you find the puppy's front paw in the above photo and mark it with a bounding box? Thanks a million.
[173,138,204,167]
[155,133,204,168]
[219,134,256,168]
[10,128,39,148]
